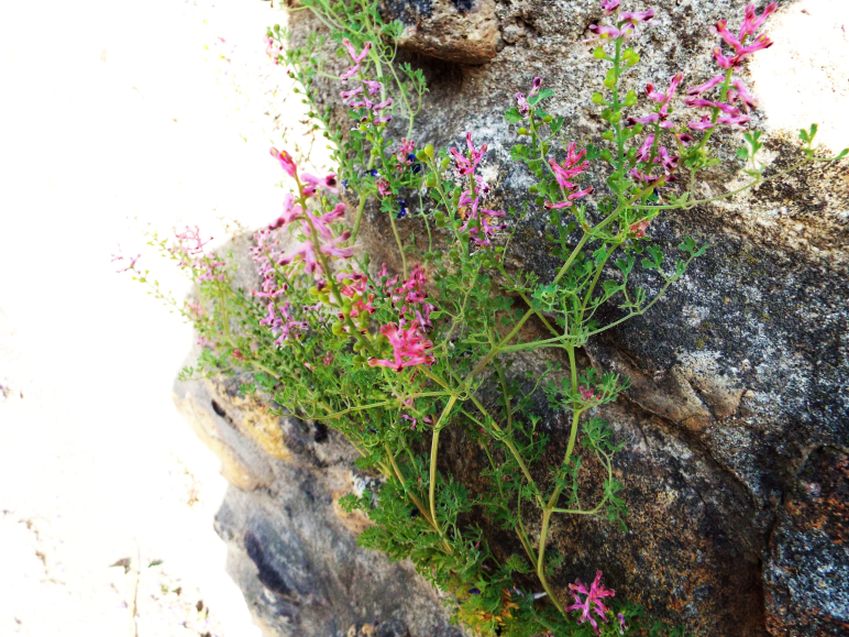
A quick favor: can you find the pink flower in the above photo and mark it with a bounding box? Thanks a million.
[260,301,308,345]
[341,85,364,104]
[545,142,592,208]
[112,253,140,273]
[620,8,655,25]
[630,219,650,238]
[270,147,297,177]
[739,2,779,40]
[342,38,370,65]
[515,76,542,116]
[629,133,678,185]
[376,177,391,197]
[531,76,543,93]
[269,193,304,230]
[566,570,616,634]
[589,6,654,42]
[687,115,715,131]
[340,38,371,80]
[306,202,347,240]
[373,98,393,112]
[685,74,724,97]
[337,271,367,297]
[548,142,589,190]
[458,189,506,246]
[729,78,757,109]
[301,173,340,197]
[198,258,226,282]
[588,23,623,40]
[579,386,598,401]
[368,322,434,371]
[717,111,750,127]
[266,36,284,63]
[711,3,777,69]
[684,96,749,127]
[449,132,487,176]
[515,91,530,116]
[637,72,682,128]
[385,264,435,329]
[398,138,415,155]
[635,133,654,162]
[543,188,592,210]
[337,272,376,319]
[174,226,211,257]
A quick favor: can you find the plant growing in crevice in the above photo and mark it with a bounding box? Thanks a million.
[131,1,846,635]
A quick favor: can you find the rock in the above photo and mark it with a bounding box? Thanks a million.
[174,371,465,637]
[763,447,849,636]
[381,0,498,64]
[197,1,848,635]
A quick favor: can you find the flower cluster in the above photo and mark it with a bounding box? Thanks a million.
[382,264,435,330]
[589,3,654,40]
[546,142,593,209]
[338,38,392,124]
[395,137,420,173]
[566,570,616,634]
[250,149,358,345]
[713,3,777,69]
[261,300,308,347]
[682,3,777,132]
[171,226,226,282]
[368,321,434,371]
[266,148,354,282]
[628,73,683,129]
[251,228,308,346]
[619,2,778,187]
[336,270,376,321]
[450,133,505,247]
[629,131,679,184]
[369,264,436,370]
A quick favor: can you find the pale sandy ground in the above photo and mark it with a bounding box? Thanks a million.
[0,0,307,635]
[0,1,845,637]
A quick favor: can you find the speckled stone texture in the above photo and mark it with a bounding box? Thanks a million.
[282,1,849,635]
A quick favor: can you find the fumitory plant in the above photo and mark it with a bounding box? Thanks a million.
[130,1,846,635]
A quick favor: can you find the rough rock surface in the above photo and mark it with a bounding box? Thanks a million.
[180,1,848,636]
[174,370,465,637]
[280,1,849,635]
[382,0,498,64]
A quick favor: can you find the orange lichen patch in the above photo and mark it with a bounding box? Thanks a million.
[230,394,289,461]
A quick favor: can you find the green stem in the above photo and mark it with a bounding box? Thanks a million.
[467,394,542,506]
[428,393,459,535]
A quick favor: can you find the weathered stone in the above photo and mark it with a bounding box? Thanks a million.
[193,1,848,635]
[764,447,849,635]
[381,0,498,64]
[175,371,466,637]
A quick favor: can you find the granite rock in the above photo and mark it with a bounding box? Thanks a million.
[191,1,849,635]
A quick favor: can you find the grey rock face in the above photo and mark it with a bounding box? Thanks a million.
[289,1,849,635]
[174,373,465,637]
